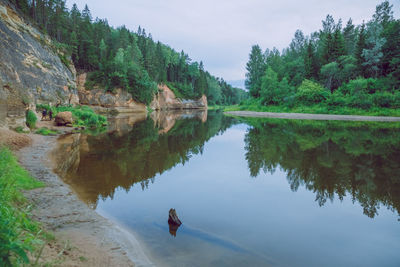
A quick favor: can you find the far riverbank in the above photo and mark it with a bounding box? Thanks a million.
[225,111,400,121]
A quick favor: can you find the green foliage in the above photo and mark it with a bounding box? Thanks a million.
[25,110,37,130]
[0,147,45,265]
[243,1,400,113]
[35,127,59,136]
[56,105,107,128]
[12,0,243,106]
[245,45,265,98]
[36,104,107,128]
[296,79,329,104]
[14,126,29,134]
[260,68,294,105]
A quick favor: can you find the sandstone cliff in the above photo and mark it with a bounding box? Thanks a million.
[150,84,208,111]
[77,74,207,113]
[0,0,78,127]
[0,1,208,128]
[76,73,146,113]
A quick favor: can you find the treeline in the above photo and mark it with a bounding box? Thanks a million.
[9,0,246,105]
[245,1,400,111]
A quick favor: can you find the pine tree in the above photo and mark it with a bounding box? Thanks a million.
[332,28,346,60]
[381,20,400,79]
[343,18,357,55]
[322,32,333,63]
[245,45,265,98]
[304,40,319,79]
[355,23,367,76]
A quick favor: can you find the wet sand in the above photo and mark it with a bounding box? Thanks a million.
[225,111,400,121]
[17,134,153,266]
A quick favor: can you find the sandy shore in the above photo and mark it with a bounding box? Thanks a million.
[225,111,400,121]
[17,134,154,266]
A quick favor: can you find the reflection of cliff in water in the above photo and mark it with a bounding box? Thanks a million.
[243,118,400,219]
[53,110,235,207]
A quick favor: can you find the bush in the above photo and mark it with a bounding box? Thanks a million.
[372,92,395,108]
[25,110,37,129]
[296,79,329,104]
[327,92,347,107]
[348,93,373,109]
[338,77,378,95]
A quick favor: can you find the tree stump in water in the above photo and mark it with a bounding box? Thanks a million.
[168,208,182,237]
[168,208,182,225]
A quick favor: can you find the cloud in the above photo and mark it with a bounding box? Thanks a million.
[67,0,398,83]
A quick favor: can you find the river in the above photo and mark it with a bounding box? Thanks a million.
[53,110,400,267]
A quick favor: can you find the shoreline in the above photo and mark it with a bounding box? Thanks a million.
[17,134,153,266]
[224,111,400,121]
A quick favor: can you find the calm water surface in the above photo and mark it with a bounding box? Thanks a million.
[54,111,400,267]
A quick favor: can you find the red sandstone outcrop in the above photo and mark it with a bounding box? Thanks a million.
[76,73,146,113]
[150,84,207,111]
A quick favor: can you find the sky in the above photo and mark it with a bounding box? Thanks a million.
[66,0,399,88]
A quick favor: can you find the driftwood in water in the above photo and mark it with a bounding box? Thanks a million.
[168,208,182,237]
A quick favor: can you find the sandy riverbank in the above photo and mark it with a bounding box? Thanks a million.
[225,111,400,121]
[17,133,153,266]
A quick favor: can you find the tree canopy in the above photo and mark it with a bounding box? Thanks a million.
[9,0,247,105]
[245,1,400,110]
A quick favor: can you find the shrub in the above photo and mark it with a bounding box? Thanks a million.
[296,79,329,104]
[338,77,378,95]
[327,92,347,107]
[348,93,373,109]
[372,92,395,108]
[25,110,37,129]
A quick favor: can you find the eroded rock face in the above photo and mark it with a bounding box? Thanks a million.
[77,73,146,113]
[55,111,73,126]
[150,84,208,110]
[0,0,78,128]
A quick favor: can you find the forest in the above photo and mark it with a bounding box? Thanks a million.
[244,1,400,114]
[8,0,247,105]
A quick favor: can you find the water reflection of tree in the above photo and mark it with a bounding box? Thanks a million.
[65,111,236,206]
[244,119,400,218]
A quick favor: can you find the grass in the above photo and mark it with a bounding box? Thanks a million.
[36,104,107,129]
[0,147,46,265]
[14,126,30,134]
[216,103,400,117]
[35,127,59,136]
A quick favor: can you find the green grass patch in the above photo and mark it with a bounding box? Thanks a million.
[36,104,108,129]
[14,126,29,134]
[0,147,45,265]
[35,127,59,136]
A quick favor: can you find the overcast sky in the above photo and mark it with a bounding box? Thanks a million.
[67,0,399,88]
